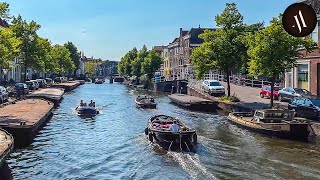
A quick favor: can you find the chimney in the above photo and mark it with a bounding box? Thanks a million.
[180,28,182,37]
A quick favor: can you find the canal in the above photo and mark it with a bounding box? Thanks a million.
[5,83,320,179]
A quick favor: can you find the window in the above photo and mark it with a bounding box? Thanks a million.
[297,99,305,105]
[310,22,318,44]
[209,82,222,86]
[304,99,313,106]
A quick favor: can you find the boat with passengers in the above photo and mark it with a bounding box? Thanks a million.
[145,115,197,151]
[75,100,99,116]
[135,96,157,109]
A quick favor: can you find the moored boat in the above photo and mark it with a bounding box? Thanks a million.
[0,129,14,168]
[227,109,310,141]
[135,96,157,109]
[145,115,197,151]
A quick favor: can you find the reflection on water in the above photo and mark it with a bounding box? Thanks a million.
[3,82,320,179]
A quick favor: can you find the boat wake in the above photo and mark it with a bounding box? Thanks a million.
[167,151,217,180]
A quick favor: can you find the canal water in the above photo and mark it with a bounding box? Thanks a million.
[5,83,320,179]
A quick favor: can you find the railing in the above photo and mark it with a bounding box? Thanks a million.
[203,73,279,88]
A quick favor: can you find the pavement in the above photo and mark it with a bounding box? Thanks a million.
[188,80,288,109]
[0,99,54,126]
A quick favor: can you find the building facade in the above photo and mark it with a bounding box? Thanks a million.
[163,27,215,81]
[285,0,320,95]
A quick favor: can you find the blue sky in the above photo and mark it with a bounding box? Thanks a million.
[5,0,296,61]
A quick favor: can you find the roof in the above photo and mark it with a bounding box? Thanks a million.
[0,18,9,28]
[301,0,320,17]
[188,28,217,44]
[181,30,188,36]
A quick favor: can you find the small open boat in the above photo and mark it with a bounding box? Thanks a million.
[227,109,310,141]
[135,96,157,109]
[145,115,197,151]
[95,79,104,84]
[75,105,99,116]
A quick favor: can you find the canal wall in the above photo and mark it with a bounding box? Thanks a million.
[52,81,81,92]
[0,99,54,148]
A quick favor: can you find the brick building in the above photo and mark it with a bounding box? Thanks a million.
[284,0,320,95]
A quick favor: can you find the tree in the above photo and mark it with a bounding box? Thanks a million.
[131,45,148,83]
[50,45,75,75]
[191,3,248,96]
[64,41,80,75]
[0,2,11,20]
[142,50,162,79]
[11,15,43,81]
[85,61,100,77]
[245,16,317,107]
[118,47,138,77]
[0,27,21,67]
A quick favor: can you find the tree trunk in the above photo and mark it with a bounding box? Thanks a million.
[226,70,231,96]
[270,76,275,108]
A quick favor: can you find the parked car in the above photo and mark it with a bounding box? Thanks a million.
[14,83,29,95]
[54,77,67,83]
[36,79,47,88]
[45,78,53,87]
[25,81,37,90]
[0,86,9,103]
[260,85,281,99]
[30,80,39,90]
[278,87,313,102]
[202,80,225,96]
[288,97,320,120]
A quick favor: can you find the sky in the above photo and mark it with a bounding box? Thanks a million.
[5,0,296,61]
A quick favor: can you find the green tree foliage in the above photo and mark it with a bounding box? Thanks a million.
[131,45,148,77]
[85,61,100,77]
[64,41,80,74]
[142,50,162,79]
[0,27,21,67]
[245,16,317,107]
[11,15,43,80]
[118,47,138,76]
[191,3,249,96]
[50,45,75,74]
[0,2,10,20]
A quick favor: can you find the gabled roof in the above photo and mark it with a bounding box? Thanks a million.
[181,30,188,36]
[188,28,217,44]
[0,18,9,28]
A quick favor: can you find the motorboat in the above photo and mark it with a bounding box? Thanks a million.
[227,109,310,141]
[135,96,157,109]
[76,104,99,116]
[145,115,197,151]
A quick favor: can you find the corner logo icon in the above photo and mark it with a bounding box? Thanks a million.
[282,3,317,37]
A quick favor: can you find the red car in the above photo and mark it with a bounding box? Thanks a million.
[260,85,281,100]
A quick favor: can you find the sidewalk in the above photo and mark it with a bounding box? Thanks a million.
[188,80,287,109]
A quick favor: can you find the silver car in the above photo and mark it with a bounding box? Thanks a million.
[0,86,9,103]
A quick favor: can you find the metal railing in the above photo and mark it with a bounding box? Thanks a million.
[203,73,278,88]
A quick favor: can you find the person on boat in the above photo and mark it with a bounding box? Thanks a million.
[93,102,96,107]
[169,120,180,132]
[80,100,84,106]
[89,100,94,107]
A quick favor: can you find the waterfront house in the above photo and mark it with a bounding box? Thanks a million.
[284,0,320,95]
[160,26,216,81]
